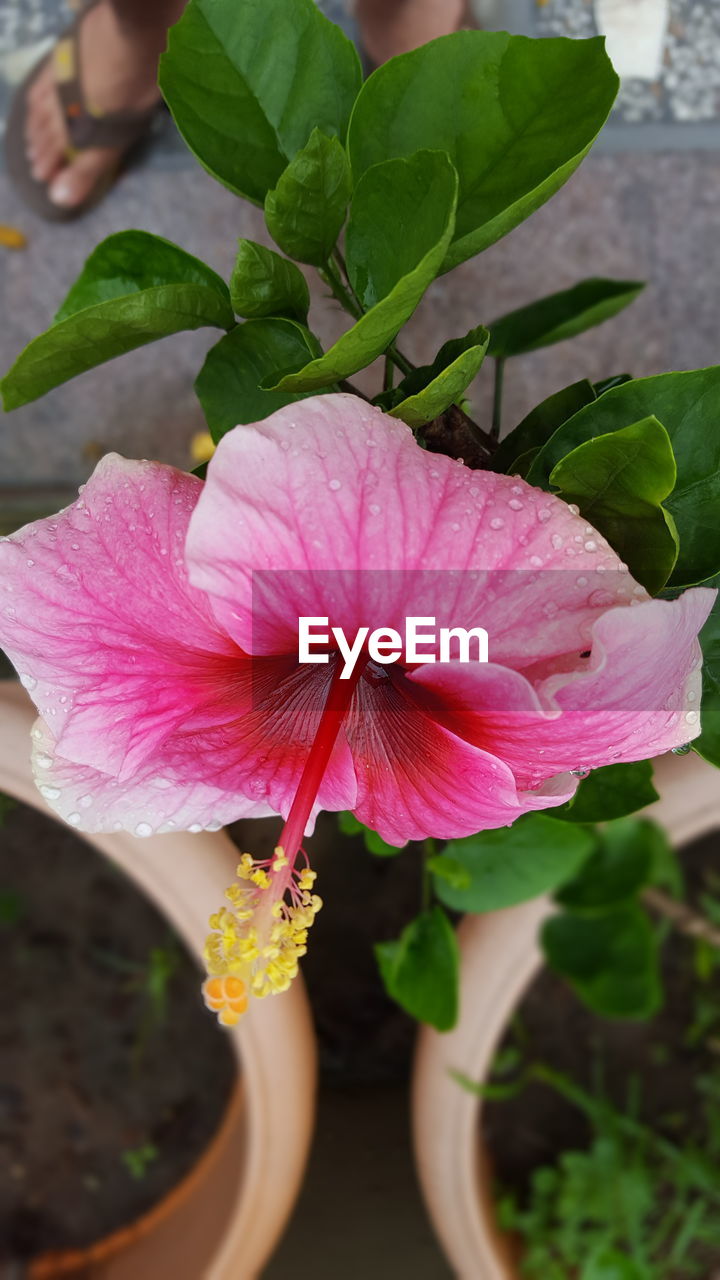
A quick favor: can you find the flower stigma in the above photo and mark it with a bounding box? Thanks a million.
[202,655,366,1025]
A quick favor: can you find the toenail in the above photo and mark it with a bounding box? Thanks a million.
[49,176,76,206]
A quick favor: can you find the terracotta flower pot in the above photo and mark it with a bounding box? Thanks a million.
[0,681,317,1280]
[411,749,720,1280]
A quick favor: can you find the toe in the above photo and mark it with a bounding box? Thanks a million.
[48,148,118,209]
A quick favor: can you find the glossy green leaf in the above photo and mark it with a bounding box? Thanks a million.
[527,368,720,587]
[388,328,489,427]
[159,0,361,204]
[195,317,323,443]
[431,814,594,914]
[549,416,679,593]
[695,576,720,768]
[348,31,618,270]
[271,151,458,392]
[230,240,309,322]
[555,761,658,824]
[337,811,403,856]
[488,278,644,360]
[375,906,459,1031]
[345,149,456,307]
[265,128,352,266]
[556,819,661,913]
[542,904,662,1019]
[490,379,596,475]
[1,231,233,410]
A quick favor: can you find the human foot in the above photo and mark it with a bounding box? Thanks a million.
[355,0,467,66]
[24,0,164,211]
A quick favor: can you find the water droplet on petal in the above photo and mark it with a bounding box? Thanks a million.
[368,503,381,516]
[687,690,697,703]
[189,824,203,834]
[67,812,81,826]
[570,768,590,778]
[36,754,52,769]
[672,743,692,755]
[19,674,37,691]
[567,503,580,516]
[529,555,542,568]
[508,499,523,511]
[328,479,342,491]
[537,508,552,523]
[79,794,93,809]
[551,534,564,550]
[40,785,61,800]
[134,822,153,838]
[584,540,598,553]
[490,517,505,530]
[686,710,699,724]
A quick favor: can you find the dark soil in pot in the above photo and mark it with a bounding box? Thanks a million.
[483,829,720,1279]
[0,797,235,1267]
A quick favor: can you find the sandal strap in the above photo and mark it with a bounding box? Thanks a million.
[52,33,158,152]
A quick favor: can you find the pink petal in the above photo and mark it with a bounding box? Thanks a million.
[30,717,271,836]
[0,456,238,778]
[29,653,357,836]
[186,394,629,662]
[341,669,576,846]
[406,588,715,787]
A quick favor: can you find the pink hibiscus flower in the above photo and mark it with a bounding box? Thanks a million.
[0,394,712,1023]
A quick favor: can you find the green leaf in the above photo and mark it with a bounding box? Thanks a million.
[556,819,660,913]
[230,240,309,322]
[159,0,361,204]
[375,906,459,1030]
[195,317,323,443]
[426,854,471,892]
[582,1251,647,1280]
[695,577,720,767]
[337,811,403,856]
[431,814,595,914]
[549,416,679,594]
[271,151,458,392]
[527,367,720,587]
[488,278,644,360]
[265,128,352,266]
[348,32,618,271]
[1,231,233,410]
[388,328,489,427]
[542,904,662,1018]
[345,149,456,308]
[555,761,658,824]
[490,379,597,475]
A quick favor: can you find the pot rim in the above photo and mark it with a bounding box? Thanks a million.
[0,680,317,1280]
[412,748,720,1280]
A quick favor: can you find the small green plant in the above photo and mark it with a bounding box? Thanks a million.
[496,1064,720,1280]
[121,1142,159,1181]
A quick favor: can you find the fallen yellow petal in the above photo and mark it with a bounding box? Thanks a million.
[0,225,28,251]
[190,431,216,465]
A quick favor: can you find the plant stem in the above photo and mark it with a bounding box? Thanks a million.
[421,837,436,912]
[642,886,720,951]
[491,357,505,442]
[321,259,362,320]
[338,379,372,402]
[384,354,394,393]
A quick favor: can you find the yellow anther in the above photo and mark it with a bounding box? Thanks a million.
[203,849,322,1026]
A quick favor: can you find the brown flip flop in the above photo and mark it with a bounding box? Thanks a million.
[5,0,162,222]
